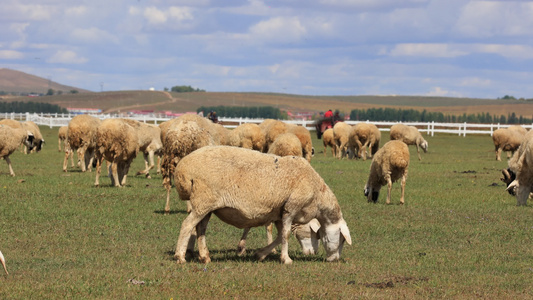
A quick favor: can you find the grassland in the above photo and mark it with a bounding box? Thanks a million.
[0,126,532,299]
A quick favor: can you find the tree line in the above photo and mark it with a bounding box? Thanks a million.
[349,108,531,124]
[0,101,68,113]
[197,106,286,119]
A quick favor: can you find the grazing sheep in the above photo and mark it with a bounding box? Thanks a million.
[94,118,139,187]
[262,120,289,153]
[349,122,381,160]
[119,119,163,179]
[508,125,528,135]
[333,122,352,159]
[20,121,44,153]
[322,128,336,157]
[267,133,303,157]
[161,119,216,213]
[288,125,313,162]
[64,115,101,172]
[212,123,230,146]
[364,140,410,205]
[502,131,533,205]
[492,128,525,161]
[0,125,34,176]
[389,124,428,161]
[173,146,352,264]
[228,123,265,151]
[0,250,7,275]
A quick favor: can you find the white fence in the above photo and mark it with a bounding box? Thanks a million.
[1,112,531,137]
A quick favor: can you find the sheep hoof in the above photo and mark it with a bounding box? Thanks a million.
[281,257,293,265]
[199,256,211,264]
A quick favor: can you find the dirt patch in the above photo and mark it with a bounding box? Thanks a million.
[362,276,429,289]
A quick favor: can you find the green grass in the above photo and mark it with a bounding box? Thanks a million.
[1,127,532,299]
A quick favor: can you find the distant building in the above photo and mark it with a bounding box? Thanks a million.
[67,108,102,114]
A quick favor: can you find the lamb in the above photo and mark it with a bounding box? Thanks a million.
[348,122,381,160]
[0,250,7,274]
[94,118,139,187]
[64,114,101,172]
[0,125,34,176]
[267,133,303,157]
[389,124,428,161]
[119,119,163,179]
[492,127,526,161]
[161,117,216,213]
[228,123,265,151]
[173,146,352,264]
[333,122,352,159]
[322,128,336,157]
[502,131,533,205]
[364,140,410,205]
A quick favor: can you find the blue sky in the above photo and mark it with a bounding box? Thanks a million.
[2,0,533,99]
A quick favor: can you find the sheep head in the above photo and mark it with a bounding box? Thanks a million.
[420,140,428,152]
[364,184,380,203]
[501,168,516,195]
[24,131,35,151]
[320,219,352,262]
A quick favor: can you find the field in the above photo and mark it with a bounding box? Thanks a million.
[1,126,532,299]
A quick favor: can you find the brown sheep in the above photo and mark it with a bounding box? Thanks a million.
[349,122,381,160]
[390,124,428,161]
[229,123,265,151]
[64,115,102,172]
[492,128,525,161]
[322,128,336,157]
[333,122,352,159]
[364,140,410,204]
[0,125,35,176]
[94,118,139,187]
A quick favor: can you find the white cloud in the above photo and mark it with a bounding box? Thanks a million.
[70,27,118,44]
[65,6,87,16]
[0,50,24,59]
[144,7,168,25]
[249,17,307,43]
[47,50,87,64]
[426,86,462,97]
[388,43,467,58]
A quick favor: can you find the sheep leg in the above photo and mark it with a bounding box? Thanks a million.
[196,213,212,264]
[516,183,531,206]
[496,147,502,161]
[256,220,284,262]
[5,156,15,177]
[63,147,73,172]
[323,143,328,157]
[58,138,62,152]
[79,147,87,172]
[110,162,121,187]
[385,174,393,204]
[416,144,422,161]
[237,228,250,256]
[266,223,276,254]
[156,155,162,174]
[120,161,132,186]
[94,156,105,187]
[400,170,407,205]
[174,210,207,263]
[278,214,294,265]
[361,140,370,160]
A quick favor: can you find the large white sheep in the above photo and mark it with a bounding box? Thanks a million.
[364,140,410,205]
[120,119,162,179]
[228,123,265,151]
[492,128,525,161]
[173,146,352,264]
[0,250,7,274]
[94,118,139,187]
[0,125,35,176]
[348,122,381,160]
[64,115,101,172]
[389,124,428,161]
[161,118,216,213]
[503,131,533,205]
[322,128,336,157]
[333,122,352,159]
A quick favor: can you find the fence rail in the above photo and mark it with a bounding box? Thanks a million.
[1,112,531,137]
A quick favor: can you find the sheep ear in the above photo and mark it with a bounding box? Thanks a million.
[340,222,352,245]
[308,219,321,233]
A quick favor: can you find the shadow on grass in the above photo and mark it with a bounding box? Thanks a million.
[165,248,325,263]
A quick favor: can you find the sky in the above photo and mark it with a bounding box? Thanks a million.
[2,0,533,99]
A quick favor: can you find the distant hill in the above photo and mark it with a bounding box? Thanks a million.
[0,68,91,94]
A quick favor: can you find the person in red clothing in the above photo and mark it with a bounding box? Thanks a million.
[324,109,333,118]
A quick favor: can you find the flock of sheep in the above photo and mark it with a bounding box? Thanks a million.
[3,112,529,268]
